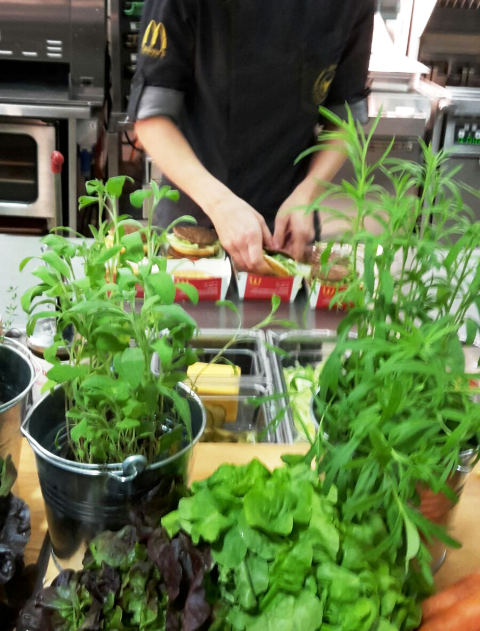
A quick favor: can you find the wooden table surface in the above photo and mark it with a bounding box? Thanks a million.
[16,440,480,589]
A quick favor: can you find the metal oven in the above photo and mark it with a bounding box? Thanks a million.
[0,119,59,229]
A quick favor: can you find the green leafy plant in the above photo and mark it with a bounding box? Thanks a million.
[21,178,287,463]
[162,458,425,631]
[300,108,480,584]
[18,525,214,631]
[21,177,205,465]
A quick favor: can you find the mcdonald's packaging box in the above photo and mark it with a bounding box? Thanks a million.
[234,267,304,303]
[305,243,365,310]
[121,255,231,302]
[166,256,232,302]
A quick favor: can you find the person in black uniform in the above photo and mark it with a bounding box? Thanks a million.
[128,0,375,272]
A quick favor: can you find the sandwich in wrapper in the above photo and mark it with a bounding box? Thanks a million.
[262,249,300,277]
[166,226,222,260]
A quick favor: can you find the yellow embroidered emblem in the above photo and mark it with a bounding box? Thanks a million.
[313,64,337,106]
[141,21,167,58]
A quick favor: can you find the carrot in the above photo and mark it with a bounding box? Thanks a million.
[422,572,480,620]
[419,594,480,631]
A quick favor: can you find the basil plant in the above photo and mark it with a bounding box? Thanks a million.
[21,178,202,465]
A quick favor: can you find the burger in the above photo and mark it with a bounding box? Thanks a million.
[311,254,352,283]
[167,226,221,260]
[261,249,300,277]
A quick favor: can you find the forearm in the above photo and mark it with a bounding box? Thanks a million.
[135,116,229,219]
[295,128,347,202]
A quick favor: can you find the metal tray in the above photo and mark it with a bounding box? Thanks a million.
[267,329,338,443]
[198,382,278,444]
[191,328,273,383]
[190,329,279,443]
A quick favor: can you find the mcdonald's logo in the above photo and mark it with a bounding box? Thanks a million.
[322,285,336,297]
[141,21,167,58]
[249,276,263,287]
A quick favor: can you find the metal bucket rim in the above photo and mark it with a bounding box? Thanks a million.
[0,339,36,414]
[22,382,206,476]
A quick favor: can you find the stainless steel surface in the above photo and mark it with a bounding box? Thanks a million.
[0,102,94,120]
[23,383,206,569]
[0,119,58,225]
[68,118,77,231]
[0,339,35,472]
[0,0,106,107]
[267,330,338,444]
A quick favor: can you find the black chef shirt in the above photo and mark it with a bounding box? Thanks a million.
[128,0,375,230]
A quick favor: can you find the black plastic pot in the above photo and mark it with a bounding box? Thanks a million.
[22,384,206,569]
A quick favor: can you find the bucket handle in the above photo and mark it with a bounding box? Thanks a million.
[108,455,148,483]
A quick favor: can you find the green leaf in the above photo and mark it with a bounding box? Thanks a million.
[175,282,199,305]
[166,189,180,202]
[47,363,89,383]
[465,318,477,346]
[0,456,17,497]
[116,418,141,430]
[147,271,176,305]
[105,176,132,198]
[19,256,34,272]
[271,294,281,313]
[42,251,71,279]
[130,189,153,208]
[94,244,124,265]
[380,269,394,304]
[78,195,98,209]
[121,231,145,263]
[404,514,421,565]
[364,239,376,295]
[151,337,173,369]
[121,347,145,389]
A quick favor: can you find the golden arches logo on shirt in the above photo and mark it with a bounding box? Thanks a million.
[313,64,337,106]
[141,21,167,58]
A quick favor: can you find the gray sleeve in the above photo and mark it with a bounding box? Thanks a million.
[131,85,185,123]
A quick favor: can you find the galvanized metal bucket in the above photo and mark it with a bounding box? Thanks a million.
[22,383,206,569]
[0,339,36,471]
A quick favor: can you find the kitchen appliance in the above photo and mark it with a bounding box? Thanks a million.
[0,119,60,230]
[0,0,106,232]
[0,0,106,107]
[110,0,143,116]
[418,0,480,229]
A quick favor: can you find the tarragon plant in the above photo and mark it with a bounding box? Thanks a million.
[301,108,480,584]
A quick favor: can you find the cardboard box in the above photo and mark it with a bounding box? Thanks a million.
[166,256,231,302]
[235,268,304,302]
[306,243,359,310]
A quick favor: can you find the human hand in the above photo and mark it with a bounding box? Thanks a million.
[208,191,273,273]
[273,187,315,261]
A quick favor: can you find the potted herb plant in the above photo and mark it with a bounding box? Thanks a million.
[304,108,480,584]
[20,177,207,566]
